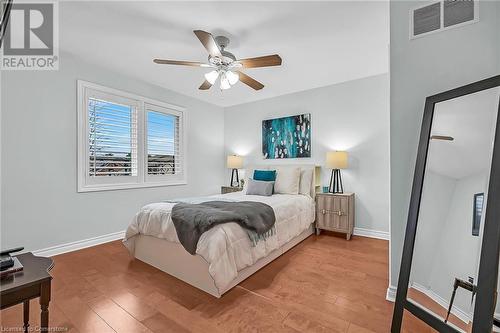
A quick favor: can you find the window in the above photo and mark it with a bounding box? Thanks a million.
[146,106,180,177]
[472,192,484,236]
[78,81,186,192]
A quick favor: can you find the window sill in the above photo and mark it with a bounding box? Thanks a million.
[77,180,187,193]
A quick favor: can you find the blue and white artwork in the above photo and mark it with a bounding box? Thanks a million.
[262,113,311,159]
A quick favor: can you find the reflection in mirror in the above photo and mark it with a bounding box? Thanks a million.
[402,308,436,331]
[408,87,500,332]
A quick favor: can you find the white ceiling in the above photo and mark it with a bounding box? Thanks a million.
[60,1,389,107]
[428,87,500,179]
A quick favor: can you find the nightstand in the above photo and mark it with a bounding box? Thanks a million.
[315,192,355,240]
[221,186,243,194]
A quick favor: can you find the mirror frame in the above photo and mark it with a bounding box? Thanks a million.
[392,75,500,332]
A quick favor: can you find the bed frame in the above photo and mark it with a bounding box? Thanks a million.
[132,164,317,298]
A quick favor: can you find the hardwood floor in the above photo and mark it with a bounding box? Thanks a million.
[407,288,471,332]
[0,233,435,332]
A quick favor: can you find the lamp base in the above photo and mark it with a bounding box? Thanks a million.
[329,169,344,194]
[230,169,240,187]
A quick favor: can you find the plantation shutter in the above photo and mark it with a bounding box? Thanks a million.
[88,98,138,177]
[146,103,184,181]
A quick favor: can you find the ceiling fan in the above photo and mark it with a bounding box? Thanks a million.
[153,30,282,91]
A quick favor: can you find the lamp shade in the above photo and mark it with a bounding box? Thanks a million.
[326,151,348,169]
[227,155,243,169]
[220,73,231,90]
[204,70,219,84]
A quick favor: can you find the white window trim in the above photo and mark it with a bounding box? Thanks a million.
[77,80,187,192]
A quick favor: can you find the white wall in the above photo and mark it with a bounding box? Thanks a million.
[410,171,455,286]
[428,172,486,316]
[225,74,390,233]
[389,0,500,291]
[1,51,225,252]
[411,171,487,317]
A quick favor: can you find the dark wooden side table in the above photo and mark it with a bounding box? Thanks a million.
[1,253,54,333]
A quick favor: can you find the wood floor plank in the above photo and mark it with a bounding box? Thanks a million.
[54,295,116,333]
[107,291,158,322]
[282,311,348,333]
[1,234,433,332]
[87,295,153,332]
[347,322,377,333]
[141,312,191,333]
[153,296,222,333]
[193,286,291,332]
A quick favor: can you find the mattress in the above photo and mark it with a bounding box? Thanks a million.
[123,192,315,291]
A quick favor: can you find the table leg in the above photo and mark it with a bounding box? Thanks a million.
[23,300,29,333]
[40,281,51,332]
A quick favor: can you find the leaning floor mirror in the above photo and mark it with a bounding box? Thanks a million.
[392,75,500,332]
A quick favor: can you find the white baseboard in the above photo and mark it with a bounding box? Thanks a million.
[386,285,397,302]
[33,230,125,257]
[353,227,390,240]
[411,282,471,324]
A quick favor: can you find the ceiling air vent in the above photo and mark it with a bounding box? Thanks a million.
[411,0,478,39]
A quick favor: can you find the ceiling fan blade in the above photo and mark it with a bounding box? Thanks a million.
[199,80,212,90]
[237,71,264,90]
[153,59,209,67]
[237,55,282,68]
[193,30,222,57]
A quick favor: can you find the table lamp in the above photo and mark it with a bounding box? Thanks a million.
[227,155,243,187]
[326,151,348,194]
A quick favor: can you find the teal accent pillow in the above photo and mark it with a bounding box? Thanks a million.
[253,170,276,182]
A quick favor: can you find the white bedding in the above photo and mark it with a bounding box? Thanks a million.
[123,192,315,292]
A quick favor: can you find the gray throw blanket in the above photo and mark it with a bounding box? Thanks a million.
[171,201,276,255]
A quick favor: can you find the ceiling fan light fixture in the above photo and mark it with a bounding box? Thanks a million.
[226,71,239,85]
[204,70,219,84]
[220,73,231,90]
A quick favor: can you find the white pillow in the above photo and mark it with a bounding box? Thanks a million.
[274,167,301,194]
[299,168,313,197]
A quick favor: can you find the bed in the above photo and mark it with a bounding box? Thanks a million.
[123,164,316,298]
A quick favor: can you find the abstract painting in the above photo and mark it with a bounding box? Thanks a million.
[262,113,311,159]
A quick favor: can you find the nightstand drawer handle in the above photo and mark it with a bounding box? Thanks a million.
[321,209,345,216]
